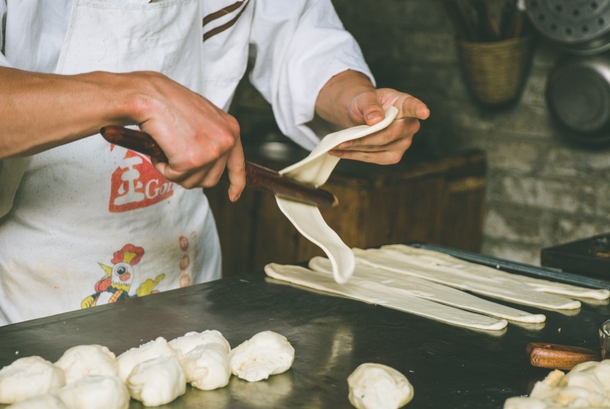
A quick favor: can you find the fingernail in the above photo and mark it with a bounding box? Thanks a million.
[366,112,383,122]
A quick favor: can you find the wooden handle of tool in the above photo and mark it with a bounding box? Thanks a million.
[99,126,338,208]
[526,342,601,370]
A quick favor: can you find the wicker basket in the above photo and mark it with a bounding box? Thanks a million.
[457,36,533,107]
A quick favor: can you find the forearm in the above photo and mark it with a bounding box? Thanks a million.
[314,69,376,129]
[0,67,142,158]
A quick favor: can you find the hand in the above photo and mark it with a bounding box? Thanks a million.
[129,72,246,201]
[315,70,429,165]
[329,88,430,164]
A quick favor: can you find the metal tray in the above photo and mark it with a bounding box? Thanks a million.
[1,244,609,408]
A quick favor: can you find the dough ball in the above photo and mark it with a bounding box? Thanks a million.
[555,385,610,407]
[229,331,294,382]
[169,330,231,359]
[529,381,561,401]
[55,345,118,384]
[54,375,129,409]
[0,356,66,404]
[116,337,176,382]
[503,397,548,409]
[181,343,231,391]
[126,355,186,407]
[559,371,606,395]
[5,394,67,409]
[347,363,413,409]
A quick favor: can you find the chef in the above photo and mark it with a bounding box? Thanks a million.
[0,0,429,325]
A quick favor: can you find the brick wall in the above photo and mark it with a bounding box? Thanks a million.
[231,0,610,266]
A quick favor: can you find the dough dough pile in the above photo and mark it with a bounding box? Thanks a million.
[54,375,129,409]
[504,360,610,408]
[0,356,66,404]
[126,355,186,407]
[229,330,295,382]
[1,329,295,408]
[169,330,232,391]
[347,363,414,409]
[55,345,118,384]
[276,106,400,285]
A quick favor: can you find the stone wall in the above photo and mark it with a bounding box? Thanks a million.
[231,0,610,266]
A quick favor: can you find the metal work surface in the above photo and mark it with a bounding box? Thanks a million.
[0,256,609,408]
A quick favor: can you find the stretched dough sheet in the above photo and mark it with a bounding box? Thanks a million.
[264,263,508,331]
[353,248,582,310]
[308,256,546,324]
[275,107,399,284]
[383,244,610,301]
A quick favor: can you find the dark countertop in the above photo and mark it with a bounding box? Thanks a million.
[0,265,608,408]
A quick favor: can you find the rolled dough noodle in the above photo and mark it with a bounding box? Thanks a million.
[308,256,545,323]
[276,107,399,284]
[264,263,508,331]
[383,244,610,300]
[353,247,582,310]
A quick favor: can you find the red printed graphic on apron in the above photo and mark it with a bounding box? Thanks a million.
[109,148,174,213]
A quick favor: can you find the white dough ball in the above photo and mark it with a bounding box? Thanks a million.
[229,331,294,382]
[5,394,67,409]
[347,363,414,409]
[116,337,176,382]
[0,356,66,404]
[169,330,231,359]
[126,355,186,407]
[181,343,231,390]
[55,345,118,384]
[54,375,129,409]
[503,397,548,409]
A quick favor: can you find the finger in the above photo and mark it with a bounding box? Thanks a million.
[329,137,413,165]
[226,137,246,202]
[335,117,421,150]
[353,91,385,126]
[400,95,430,120]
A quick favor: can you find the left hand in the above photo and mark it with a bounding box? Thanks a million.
[329,88,430,164]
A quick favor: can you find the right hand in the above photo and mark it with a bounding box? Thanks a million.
[127,71,246,202]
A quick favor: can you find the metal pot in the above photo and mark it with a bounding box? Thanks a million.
[526,0,610,55]
[546,54,610,144]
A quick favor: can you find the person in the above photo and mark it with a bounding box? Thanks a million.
[0,0,429,325]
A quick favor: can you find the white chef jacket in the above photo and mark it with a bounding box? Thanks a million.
[0,0,373,325]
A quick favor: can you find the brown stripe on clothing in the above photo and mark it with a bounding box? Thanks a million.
[203,0,247,27]
[203,0,250,41]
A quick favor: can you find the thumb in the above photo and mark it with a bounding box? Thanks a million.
[355,92,385,126]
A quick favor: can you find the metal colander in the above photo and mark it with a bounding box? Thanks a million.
[526,0,610,54]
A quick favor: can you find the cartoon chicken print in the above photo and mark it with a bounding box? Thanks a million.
[81,244,164,309]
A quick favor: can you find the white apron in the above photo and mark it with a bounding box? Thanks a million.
[0,0,223,325]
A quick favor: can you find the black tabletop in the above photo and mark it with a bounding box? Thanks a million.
[0,267,608,408]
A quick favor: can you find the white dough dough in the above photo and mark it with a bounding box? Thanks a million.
[229,331,295,382]
[383,244,610,301]
[55,345,118,384]
[0,356,66,404]
[181,343,231,390]
[309,256,545,324]
[54,375,129,409]
[503,397,550,409]
[5,394,67,409]
[126,355,186,407]
[265,263,508,331]
[169,330,231,359]
[276,107,399,284]
[347,363,414,409]
[354,247,582,310]
[116,337,177,382]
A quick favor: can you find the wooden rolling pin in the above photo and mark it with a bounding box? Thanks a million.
[100,126,338,208]
[526,342,601,371]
